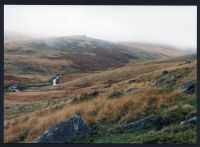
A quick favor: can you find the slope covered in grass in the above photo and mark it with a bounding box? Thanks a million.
[5,32,189,76]
[4,57,197,143]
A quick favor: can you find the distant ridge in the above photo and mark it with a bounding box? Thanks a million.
[4,31,190,75]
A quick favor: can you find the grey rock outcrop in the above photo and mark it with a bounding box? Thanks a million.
[117,116,152,132]
[33,115,91,143]
[181,80,196,93]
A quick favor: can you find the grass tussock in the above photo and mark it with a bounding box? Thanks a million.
[4,86,183,143]
[4,59,197,143]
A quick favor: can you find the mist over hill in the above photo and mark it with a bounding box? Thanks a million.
[4,31,197,144]
[4,32,190,75]
[4,6,197,144]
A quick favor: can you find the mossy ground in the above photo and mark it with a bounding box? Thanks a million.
[71,123,196,144]
[71,92,197,144]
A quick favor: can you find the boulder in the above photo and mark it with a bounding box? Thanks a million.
[33,115,91,143]
[180,116,197,125]
[181,80,196,93]
[108,90,123,98]
[117,116,152,132]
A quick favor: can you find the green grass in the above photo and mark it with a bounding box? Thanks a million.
[4,53,197,143]
[4,81,52,91]
[107,125,195,144]
[127,124,197,144]
[70,122,196,144]
[20,82,52,89]
[176,93,196,107]
[4,98,72,120]
[163,82,176,92]
[70,91,197,144]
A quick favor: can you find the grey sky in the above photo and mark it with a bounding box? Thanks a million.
[4,5,197,50]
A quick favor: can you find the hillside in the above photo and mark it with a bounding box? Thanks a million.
[4,32,196,144]
[4,55,197,143]
[4,32,188,77]
[121,42,189,58]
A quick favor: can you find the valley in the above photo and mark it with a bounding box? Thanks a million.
[4,33,197,143]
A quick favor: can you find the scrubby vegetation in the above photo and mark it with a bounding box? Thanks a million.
[4,58,197,143]
[4,32,197,143]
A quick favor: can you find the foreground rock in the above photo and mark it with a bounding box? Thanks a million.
[33,115,91,143]
[180,116,197,125]
[117,116,152,132]
[181,80,196,93]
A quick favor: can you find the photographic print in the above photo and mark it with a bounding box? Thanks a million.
[3,5,197,143]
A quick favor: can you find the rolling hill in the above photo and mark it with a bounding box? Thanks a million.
[4,32,196,143]
[4,32,188,76]
[4,53,197,143]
